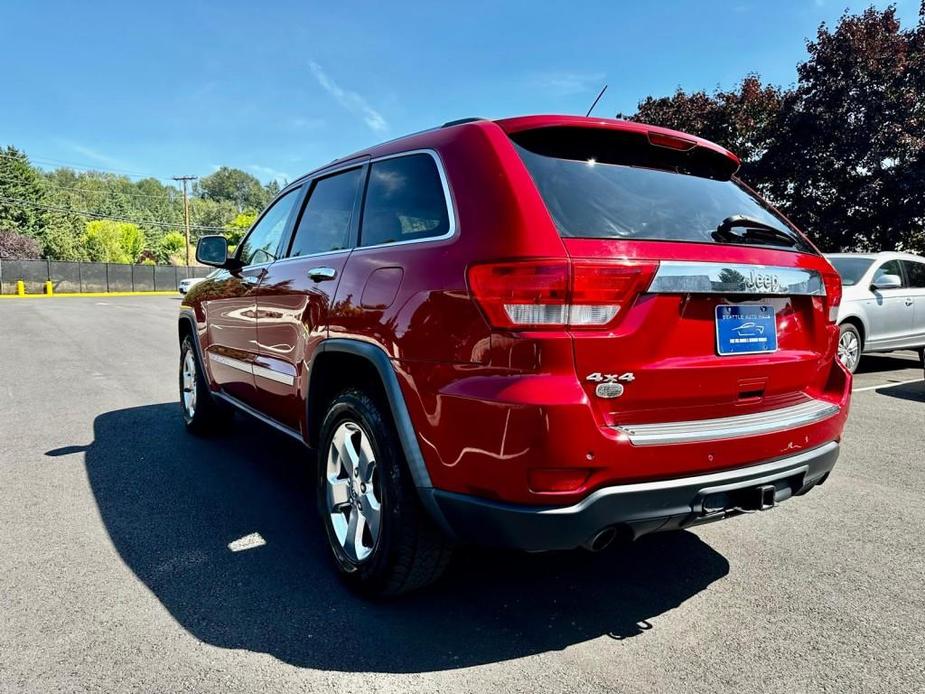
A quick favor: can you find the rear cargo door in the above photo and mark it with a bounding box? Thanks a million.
[507,124,840,425]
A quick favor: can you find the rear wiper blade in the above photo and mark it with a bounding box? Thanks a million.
[712,215,796,248]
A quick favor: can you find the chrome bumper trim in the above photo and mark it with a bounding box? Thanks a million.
[538,441,838,516]
[615,398,840,446]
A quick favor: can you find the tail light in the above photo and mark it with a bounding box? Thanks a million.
[822,269,842,322]
[467,259,658,330]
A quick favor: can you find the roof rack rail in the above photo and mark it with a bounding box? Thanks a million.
[441,117,484,128]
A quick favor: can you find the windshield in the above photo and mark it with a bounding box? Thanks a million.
[514,142,814,254]
[828,257,873,286]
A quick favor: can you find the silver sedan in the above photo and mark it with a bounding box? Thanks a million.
[827,251,925,372]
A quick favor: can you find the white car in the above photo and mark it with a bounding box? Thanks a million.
[826,252,925,372]
[178,276,207,295]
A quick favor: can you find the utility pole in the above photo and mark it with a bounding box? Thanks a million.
[172,176,198,266]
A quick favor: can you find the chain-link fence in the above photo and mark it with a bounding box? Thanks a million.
[0,259,212,294]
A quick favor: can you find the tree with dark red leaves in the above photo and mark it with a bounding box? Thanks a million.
[625,4,925,253]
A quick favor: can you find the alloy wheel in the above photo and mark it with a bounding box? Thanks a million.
[837,331,860,372]
[324,420,382,563]
[181,350,197,418]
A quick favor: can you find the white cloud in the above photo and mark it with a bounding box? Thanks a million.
[530,70,606,97]
[67,143,126,168]
[309,61,388,133]
[289,116,325,130]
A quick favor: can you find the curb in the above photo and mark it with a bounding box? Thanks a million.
[0,291,179,299]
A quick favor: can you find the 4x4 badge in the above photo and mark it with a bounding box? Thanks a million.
[586,372,634,399]
[585,372,635,383]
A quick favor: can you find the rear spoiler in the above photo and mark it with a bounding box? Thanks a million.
[496,115,740,180]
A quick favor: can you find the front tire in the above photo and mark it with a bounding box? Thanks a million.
[179,335,231,433]
[837,323,862,373]
[317,389,453,596]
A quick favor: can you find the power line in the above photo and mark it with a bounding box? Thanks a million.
[0,194,231,233]
[0,170,180,202]
[0,149,168,180]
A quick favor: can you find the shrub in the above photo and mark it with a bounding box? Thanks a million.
[0,229,42,259]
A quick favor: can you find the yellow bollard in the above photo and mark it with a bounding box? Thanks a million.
[16,280,25,296]
[45,280,53,295]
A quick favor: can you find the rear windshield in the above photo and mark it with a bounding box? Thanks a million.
[828,257,873,286]
[513,134,813,254]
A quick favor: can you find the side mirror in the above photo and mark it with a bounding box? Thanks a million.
[871,273,901,290]
[196,235,228,267]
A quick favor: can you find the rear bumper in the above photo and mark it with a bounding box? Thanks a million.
[429,440,839,551]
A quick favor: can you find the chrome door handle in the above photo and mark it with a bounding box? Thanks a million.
[308,267,337,282]
[241,275,261,285]
[905,298,914,306]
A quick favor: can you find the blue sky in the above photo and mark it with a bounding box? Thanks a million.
[1,0,920,187]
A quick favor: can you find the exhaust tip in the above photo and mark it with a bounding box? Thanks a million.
[583,527,618,552]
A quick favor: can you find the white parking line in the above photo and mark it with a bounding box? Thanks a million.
[852,378,924,393]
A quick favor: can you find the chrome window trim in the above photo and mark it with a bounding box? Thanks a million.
[614,398,840,447]
[353,148,458,253]
[648,261,826,296]
[271,247,352,267]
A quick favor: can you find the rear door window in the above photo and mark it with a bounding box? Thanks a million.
[288,167,363,257]
[901,260,925,288]
[359,154,450,248]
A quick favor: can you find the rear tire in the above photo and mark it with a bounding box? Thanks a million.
[179,335,231,434]
[837,323,862,373]
[317,389,453,597]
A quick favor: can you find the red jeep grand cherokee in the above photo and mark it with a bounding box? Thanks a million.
[179,115,850,595]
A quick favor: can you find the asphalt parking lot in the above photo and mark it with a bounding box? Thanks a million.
[1,296,923,693]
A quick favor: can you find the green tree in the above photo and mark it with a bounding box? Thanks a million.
[0,146,47,239]
[158,231,186,264]
[197,167,267,211]
[84,220,145,263]
[224,212,256,246]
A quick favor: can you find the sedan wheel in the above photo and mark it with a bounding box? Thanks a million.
[837,327,860,372]
[324,420,382,563]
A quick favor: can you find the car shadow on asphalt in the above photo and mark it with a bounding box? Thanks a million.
[875,380,925,403]
[64,403,730,673]
[855,352,922,374]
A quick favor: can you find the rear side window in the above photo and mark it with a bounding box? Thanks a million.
[512,129,813,254]
[289,167,363,257]
[901,260,925,288]
[359,154,450,248]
